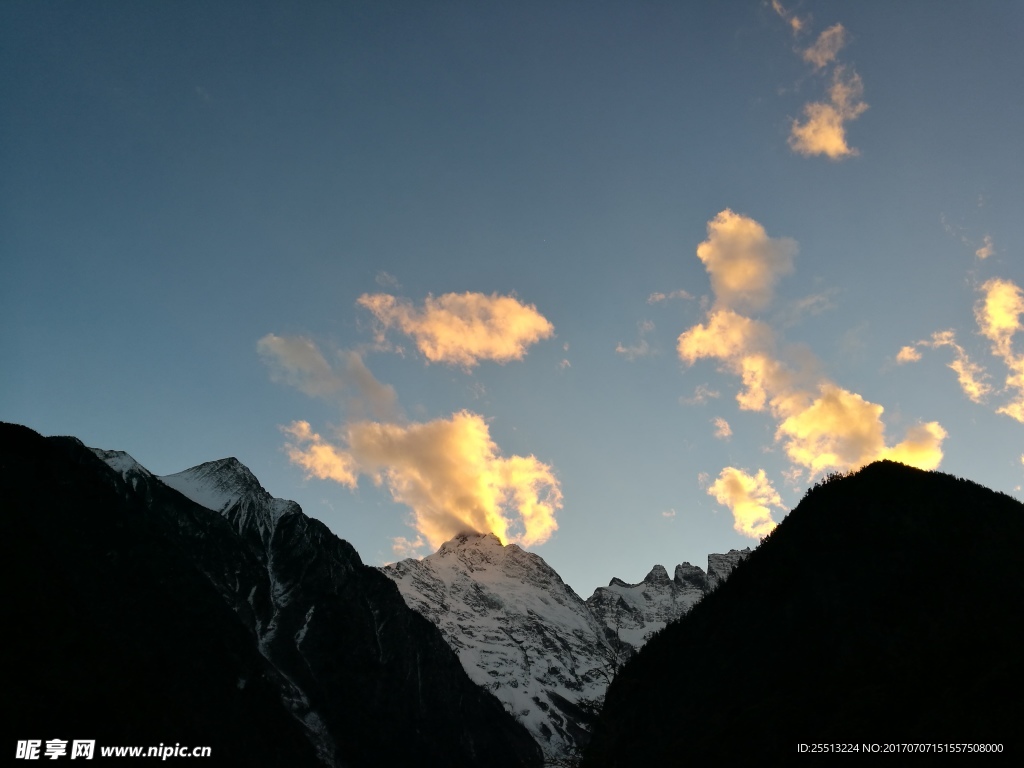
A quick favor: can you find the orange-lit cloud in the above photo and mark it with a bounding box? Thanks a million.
[976,235,994,260]
[282,421,359,486]
[357,291,554,368]
[707,467,782,539]
[896,345,922,363]
[975,279,1024,360]
[695,210,797,310]
[712,417,732,440]
[776,384,945,474]
[679,211,946,478]
[771,0,806,35]
[802,24,846,69]
[283,411,562,550]
[976,278,1024,422]
[258,334,400,420]
[789,66,868,159]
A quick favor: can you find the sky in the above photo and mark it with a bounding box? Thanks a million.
[3,0,1022,597]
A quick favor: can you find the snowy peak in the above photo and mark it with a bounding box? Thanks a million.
[160,457,264,514]
[91,448,153,481]
[643,564,671,585]
[383,532,617,760]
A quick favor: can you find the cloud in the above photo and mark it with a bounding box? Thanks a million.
[375,270,401,289]
[976,278,1024,422]
[678,211,946,478]
[282,421,359,486]
[391,535,426,559]
[926,330,992,403]
[802,24,846,69]
[896,345,922,363]
[712,417,733,440]
[707,467,782,539]
[258,334,344,398]
[680,384,721,406]
[258,334,400,420]
[789,66,868,159]
[615,320,656,360]
[695,210,797,310]
[647,289,693,304]
[976,235,994,260]
[975,279,1024,361]
[770,0,806,35]
[283,411,562,549]
[357,292,554,368]
[775,384,946,474]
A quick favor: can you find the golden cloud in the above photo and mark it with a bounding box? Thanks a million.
[357,291,554,368]
[679,211,946,477]
[707,467,781,539]
[775,384,945,474]
[712,417,733,440]
[975,279,1024,360]
[975,278,1024,422]
[789,66,868,160]
[283,411,561,549]
[282,421,359,486]
[802,24,846,69]
[976,235,994,260]
[896,345,922,363]
[695,210,797,310]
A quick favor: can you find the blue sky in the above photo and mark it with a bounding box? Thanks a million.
[3,1,1021,596]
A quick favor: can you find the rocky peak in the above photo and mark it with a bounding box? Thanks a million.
[643,565,671,585]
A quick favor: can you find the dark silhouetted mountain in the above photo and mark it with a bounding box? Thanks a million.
[583,461,1024,765]
[3,423,542,767]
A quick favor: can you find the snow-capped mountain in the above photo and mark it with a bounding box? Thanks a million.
[3,425,542,768]
[383,532,619,761]
[586,550,751,657]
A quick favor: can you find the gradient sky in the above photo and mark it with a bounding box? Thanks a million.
[3,1,1022,597]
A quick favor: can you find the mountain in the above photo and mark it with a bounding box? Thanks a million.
[583,461,1024,765]
[383,532,619,761]
[585,551,750,659]
[3,423,542,767]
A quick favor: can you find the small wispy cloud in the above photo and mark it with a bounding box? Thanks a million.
[976,235,995,260]
[257,334,401,421]
[802,24,846,69]
[712,416,733,440]
[771,0,807,35]
[680,384,721,406]
[615,320,656,361]
[647,289,693,304]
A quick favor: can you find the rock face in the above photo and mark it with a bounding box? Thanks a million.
[383,532,619,761]
[4,423,542,768]
[586,551,751,659]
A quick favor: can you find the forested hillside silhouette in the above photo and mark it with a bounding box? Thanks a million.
[585,460,1023,764]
